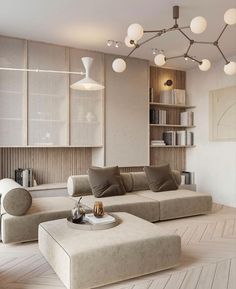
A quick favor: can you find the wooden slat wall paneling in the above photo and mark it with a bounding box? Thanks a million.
[0,147,92,184]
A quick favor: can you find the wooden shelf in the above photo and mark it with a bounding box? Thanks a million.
[150,124,195,128]
[150,145,196,148]
[150,102,196,109]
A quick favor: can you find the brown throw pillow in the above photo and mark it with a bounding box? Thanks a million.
[88,166,126,198]
[144,165,178,192]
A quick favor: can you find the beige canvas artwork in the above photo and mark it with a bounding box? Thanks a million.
[209,85,236,141]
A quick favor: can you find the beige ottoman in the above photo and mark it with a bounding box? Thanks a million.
[39,212,181,289]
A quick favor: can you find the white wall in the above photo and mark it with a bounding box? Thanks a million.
[186,56,236,207]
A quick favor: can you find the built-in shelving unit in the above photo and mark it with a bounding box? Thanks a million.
[150,124,195,128]
[150,145,196,148]
[150,102,196,109]
[149,66,195,172]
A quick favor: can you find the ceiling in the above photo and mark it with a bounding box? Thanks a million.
[0,0,236,70]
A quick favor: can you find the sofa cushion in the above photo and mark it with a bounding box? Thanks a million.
[144,165,178,192]
[88,166,126,198]
[136,189,212,220]
[120,173,133,192]
[75,193,160,222]
[130,172,149,191]
[172,170,181,186]
[1,196,75,244]
[0,178,32,216]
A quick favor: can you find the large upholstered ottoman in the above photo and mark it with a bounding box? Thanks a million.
[39,212,181,289]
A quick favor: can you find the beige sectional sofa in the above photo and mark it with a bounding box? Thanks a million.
[68,171,212,222]
[0,171,212,244]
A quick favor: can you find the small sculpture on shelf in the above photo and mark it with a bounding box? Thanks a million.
[71,197,86,224]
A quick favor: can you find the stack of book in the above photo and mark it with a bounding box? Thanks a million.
[150,109,167,124]
[176,131,194,146]
[181,171,195,185]
[163,131,194,146]
[180,111,194,126]
[151,140,166,146]
[84,213,116,225]
[15,168,34,187]
[160,89,186,105]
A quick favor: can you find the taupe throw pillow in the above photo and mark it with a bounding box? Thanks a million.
[144,165,178,192]
[88,166,126,198]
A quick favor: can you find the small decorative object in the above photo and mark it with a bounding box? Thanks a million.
[86,112,96,122]
[93,201,104,218]
[71,197,86,224]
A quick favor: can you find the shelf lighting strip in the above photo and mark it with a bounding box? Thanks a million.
[0,67,85,75]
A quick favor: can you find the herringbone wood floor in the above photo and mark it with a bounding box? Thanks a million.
[0,204,236,289]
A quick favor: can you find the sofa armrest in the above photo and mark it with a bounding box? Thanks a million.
[0,178,32,216]
[67,175,92,197]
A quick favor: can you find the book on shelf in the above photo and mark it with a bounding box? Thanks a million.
[160,89,186,105]
[15,168,33,187]
[176,130,186,146]
[149,87,154,102]
[181,171,195,185]
[180,111,194,126]
[84,213,116,225]
[163,131,176,145]
[149,108,167,124]
[163,131,194,146]
[151,140,166,146]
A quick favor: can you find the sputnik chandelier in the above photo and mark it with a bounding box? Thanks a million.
[112,6,236,75]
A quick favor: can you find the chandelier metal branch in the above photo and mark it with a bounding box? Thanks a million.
[112,6,236,75]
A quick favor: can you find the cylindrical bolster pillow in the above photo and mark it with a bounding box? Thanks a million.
[67,175,92,197]
[0,178,32,216]
[172,170,181,186]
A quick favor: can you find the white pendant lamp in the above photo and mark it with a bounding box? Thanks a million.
[190,16,207,34]
[112,58,126,73]
[199,59,211,71]
[224,8,236,25]
[127,23,144,41]
[125,36,136,47]
[70,57,104,91]
[224,61,236,75]
[154,54,166,67]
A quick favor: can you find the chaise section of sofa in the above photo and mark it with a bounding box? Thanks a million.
[1,197,75,244]
[0,178,75,244]
[136,190,212,220]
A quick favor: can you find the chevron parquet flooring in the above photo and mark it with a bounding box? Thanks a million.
[0,203,236,289]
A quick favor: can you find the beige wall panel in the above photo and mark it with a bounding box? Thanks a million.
[105,55,149,167]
